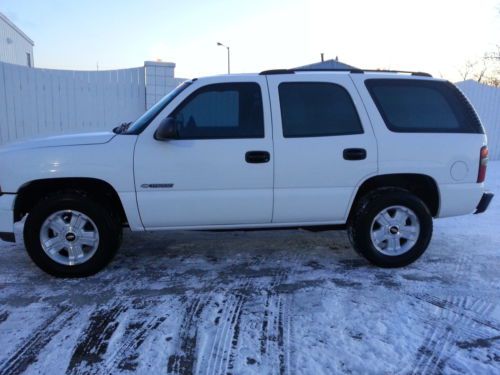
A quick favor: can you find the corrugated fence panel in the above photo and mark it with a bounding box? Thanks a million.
[457,80,500,160]
[0,63,8,143]
[0,61,146,144]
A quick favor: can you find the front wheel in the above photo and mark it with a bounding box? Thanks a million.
[348,189,433,267]
[24,191,122,277]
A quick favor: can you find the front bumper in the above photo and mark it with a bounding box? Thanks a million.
[474,192,494,214]
[0,194,15,242]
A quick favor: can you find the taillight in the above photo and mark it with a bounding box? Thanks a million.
[477,146,489,183]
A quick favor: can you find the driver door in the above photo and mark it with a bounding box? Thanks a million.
[133,77,274,229]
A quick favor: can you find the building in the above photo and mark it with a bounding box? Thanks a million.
[296,57,356,70]
[0,12,34,67]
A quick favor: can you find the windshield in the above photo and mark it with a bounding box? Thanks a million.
[125,80,192,134]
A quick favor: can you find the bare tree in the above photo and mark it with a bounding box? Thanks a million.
[459,60,476,81]
[476,60,488,83]
[457,5,500,86]
[459,46,500,87]
[482,45,500,87]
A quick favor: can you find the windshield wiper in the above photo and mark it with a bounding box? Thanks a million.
[113,122,132,134]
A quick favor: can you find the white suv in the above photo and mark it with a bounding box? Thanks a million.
[0,69,494,277]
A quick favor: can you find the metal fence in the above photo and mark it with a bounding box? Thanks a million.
[457,80,500,160]
[0,61,187,145]
[0,62,146,144]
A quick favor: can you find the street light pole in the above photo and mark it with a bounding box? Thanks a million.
[217,42,230,74]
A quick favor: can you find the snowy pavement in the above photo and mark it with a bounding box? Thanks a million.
[0,164,499,375]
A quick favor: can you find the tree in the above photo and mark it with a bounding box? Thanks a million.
[459,46,500,87]
[458,5,500,86]
[482,45,500,87]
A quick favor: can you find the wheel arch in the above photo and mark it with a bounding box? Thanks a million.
[14,177,128,226]
[348,173,440,220]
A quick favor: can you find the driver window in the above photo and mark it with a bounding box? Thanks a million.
[171,83,264,139]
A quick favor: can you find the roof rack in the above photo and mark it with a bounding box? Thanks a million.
[259,68,432,77]
[259,69,294,75]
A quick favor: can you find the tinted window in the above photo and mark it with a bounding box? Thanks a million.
[171,83,264,139]
[279,82,363,138]
[365,79,483,133]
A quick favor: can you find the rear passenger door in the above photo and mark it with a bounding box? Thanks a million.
[266,74,378,223]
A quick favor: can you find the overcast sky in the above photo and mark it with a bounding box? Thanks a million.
[1,0,499,80]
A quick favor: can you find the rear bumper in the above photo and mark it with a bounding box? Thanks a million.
[474,192,494,214]
[0,194,15,242]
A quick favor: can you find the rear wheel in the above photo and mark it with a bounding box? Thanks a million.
[24,191,122,277]
[348,189,433,267]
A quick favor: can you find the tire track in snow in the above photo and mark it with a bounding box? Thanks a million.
[217,293,246,375]
[0,311,8,324]
[167,296,211,374]
[259,294,288,375]
[199,284,250,375]
[277,295,287,375]
[107,312,169,372]
[197,251,303,375]
[226,295,245,375]
[412,294,500,332]
[257,254,302,375]
[410,295,500,375]
[409,243,500,374]
[67,303,127,375]
[197,296,231,375]
[0,305,76,375]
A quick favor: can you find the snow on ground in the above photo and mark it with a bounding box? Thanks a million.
[0,164,499,375]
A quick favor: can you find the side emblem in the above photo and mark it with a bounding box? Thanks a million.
[141,183,174,189]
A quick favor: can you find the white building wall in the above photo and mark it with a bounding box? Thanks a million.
[0,13,34,67]
[456,80,500,160]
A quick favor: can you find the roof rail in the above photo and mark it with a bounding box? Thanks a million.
[293,68,364,74]
[261,68,433,77]
[259,69,294,75]
[361,69,432,77]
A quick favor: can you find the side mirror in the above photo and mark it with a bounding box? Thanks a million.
[154,117,178,141]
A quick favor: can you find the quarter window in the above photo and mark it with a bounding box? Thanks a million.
[365,79,483,133]
[279,82,363,138]
[171,83,264,139]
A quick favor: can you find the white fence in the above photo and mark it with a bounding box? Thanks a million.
[0,62,145,143]
[0,61,185,145]
[457,80,500,160]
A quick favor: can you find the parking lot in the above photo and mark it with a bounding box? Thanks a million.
[0,163,499,375]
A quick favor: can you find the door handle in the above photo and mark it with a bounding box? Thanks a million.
[343,148,367,160]
[245,151,270,164]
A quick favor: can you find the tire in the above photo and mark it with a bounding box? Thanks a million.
[23,191,122,277]
[347,188,433,267]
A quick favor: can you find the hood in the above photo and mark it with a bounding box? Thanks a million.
[0,132,116,151]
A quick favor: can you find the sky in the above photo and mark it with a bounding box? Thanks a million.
[1,0,499,81]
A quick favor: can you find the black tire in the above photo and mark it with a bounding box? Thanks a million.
[347,188,433,267]
[23,191,122,277]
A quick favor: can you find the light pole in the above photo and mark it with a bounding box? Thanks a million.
[217,42,230,74]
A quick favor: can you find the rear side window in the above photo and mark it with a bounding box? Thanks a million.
[365,79,483,133]
[171,82,264,139]
[279,82,363,138]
